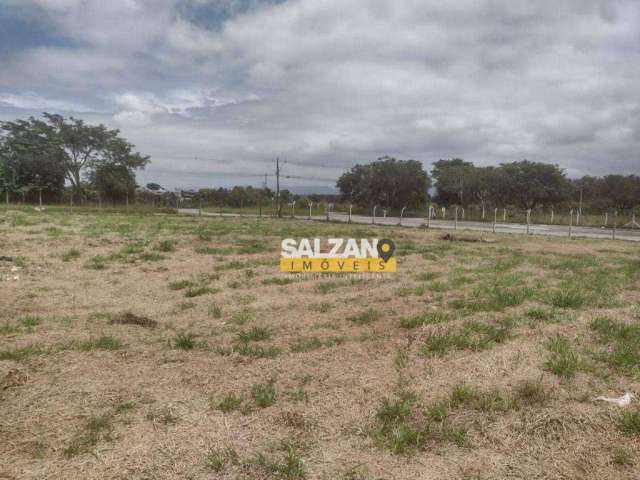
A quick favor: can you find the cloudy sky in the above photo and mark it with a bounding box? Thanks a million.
[0,0,639,191]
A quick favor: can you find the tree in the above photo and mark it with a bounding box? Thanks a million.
[89,163,137,202]
[431,158,474,206]
[337,156,430,209]
[40,113,149,194]
[494,160,571,209]
[0,117,66,202]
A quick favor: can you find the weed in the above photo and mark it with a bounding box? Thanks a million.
[0,344,46,361]
[617,410,640,436]
[233,343,281,359]
[77,335,123,351]
[20,315,42,328]
[86,255,108,270]
[263,277,295,286]
[612,447,634,466]
[549,289,586,309]
[146,406,179,425]
[61,248,81,262]
[545,335,580,379]
[215,394,245,413]
[169,279,195,290]
[237,327,272,342]
[254,443,306,479]
[63,414,113,458]
[513,380,550,406]
[208,303,223,318]
[251,381,277,408]
[185,286,214,298]
[373,390,424,455]
[348,308,380,326]
[399,311,448,329]
[206,446,239,472]
[316,281,339,294]
[156,239,177,252]
[309,302,334,313]
[174,332,197,350]
[231,307,255,325]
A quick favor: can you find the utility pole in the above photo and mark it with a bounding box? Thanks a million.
[276,157,281,218]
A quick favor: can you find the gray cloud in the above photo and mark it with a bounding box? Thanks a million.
[0,0,638,189]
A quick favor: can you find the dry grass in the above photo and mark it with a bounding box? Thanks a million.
[1,206,639,479]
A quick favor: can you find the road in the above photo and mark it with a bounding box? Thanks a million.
[178,209,640,242]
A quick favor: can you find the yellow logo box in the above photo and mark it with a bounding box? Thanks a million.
[280,257,396,273]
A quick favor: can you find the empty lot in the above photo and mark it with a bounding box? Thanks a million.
[1,207,639,479]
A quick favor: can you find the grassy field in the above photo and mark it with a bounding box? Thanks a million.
[1,206,639,479]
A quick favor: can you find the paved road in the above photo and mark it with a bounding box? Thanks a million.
[178,209,640,242]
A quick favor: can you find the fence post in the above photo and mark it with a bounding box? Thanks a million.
[550,208,554,224]
[291,200,296,218]
[493,208,497,233]
[482,205,485,220]
[526,209,531,234]
[461,208,465,220]
[454,206,458,230]
[613,212,617,240]
[604,212,608,227]
[569,209,573,239]
[503,208,506,222]
[308,202,313,220]
[372,205,377,224]
[442,206,446,219]
[399,206,406,226]
[427,204,431,229]
[348,204,353,223]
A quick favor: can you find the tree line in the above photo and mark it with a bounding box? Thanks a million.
[0,113,149,203]
[337,157,640,213]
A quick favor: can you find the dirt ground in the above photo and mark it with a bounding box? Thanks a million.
[1,207,639,480]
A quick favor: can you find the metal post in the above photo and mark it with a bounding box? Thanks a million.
[493,208,497,233]
[454,206,458,230]
[426,204,431,229]
[308,202,313,220]
[482,205,485,220]
[503,208,506,221]
[526,209,531,234]
[442,207,446,219]
[613,212,617,240]
[399,206,406,226]
[372,205,377,224]
[550,208,554,224]
[604,212,608,227]
[348,204,353,223]
[461,208,465,220]
[569,209,573,239]
[291,200,296,218]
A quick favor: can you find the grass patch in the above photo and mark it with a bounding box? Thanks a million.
[206,446,239,472]
[63,415,113,458]
[215,394,245,413]
[617,410,640,436]
[421,319,513,356]
[20,315,43,328]
[348,308,381,325]
[544,335,580,379]
[399,311,448,329]
[174,332,198,350]
[0,344,46,361]
[251,381,277,408]
[77,336,123,351]
[237,327,272,342]
[61,248,81,262]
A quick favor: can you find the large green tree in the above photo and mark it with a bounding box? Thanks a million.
[0,117,66,201]
[42,113,149,192]
[337,156,430,209]
[0,113,149,201]
[494,160,571,209]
